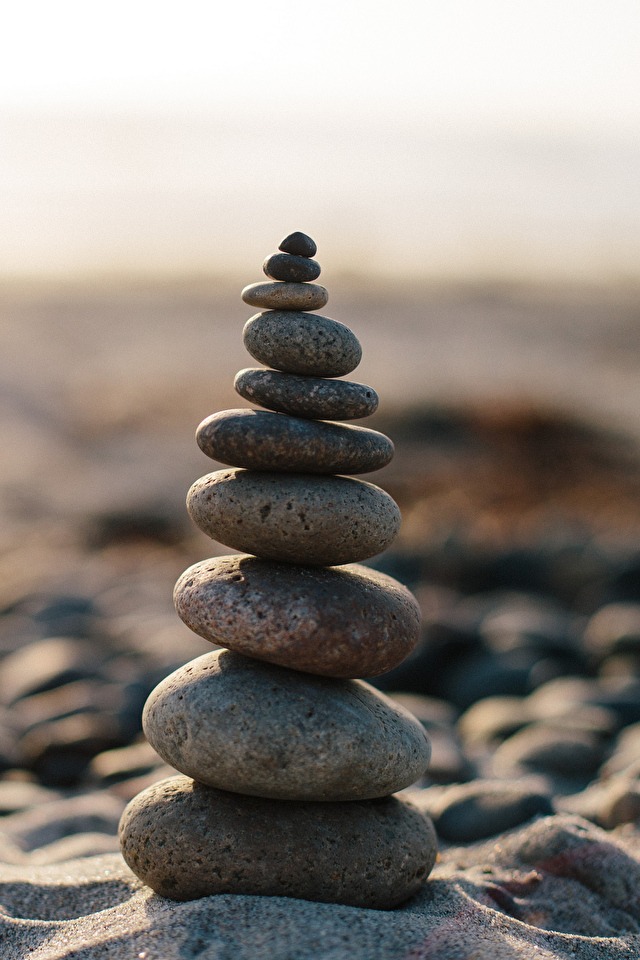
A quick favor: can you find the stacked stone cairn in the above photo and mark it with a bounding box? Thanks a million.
[119,232,438,909]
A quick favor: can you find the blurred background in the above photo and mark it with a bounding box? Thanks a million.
[1,1,640,792]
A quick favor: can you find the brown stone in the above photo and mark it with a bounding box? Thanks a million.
[119,775,437,907]
[173,555,421,677]
[241,282,328,311]
[195,408,393,475]
[186,469,401,565]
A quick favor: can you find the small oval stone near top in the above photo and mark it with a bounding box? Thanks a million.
[142,649,431,801]
[196,409,393,475]
[263,253,321,283]
[234,368,379,420]
[244,310,361,377]
[278,230,317,257]
[242,281,328,311]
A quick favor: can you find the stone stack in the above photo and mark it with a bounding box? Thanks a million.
[119,232,438,909]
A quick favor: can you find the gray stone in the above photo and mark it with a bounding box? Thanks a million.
[244,310,361,377]
[186,469,401,565]
[263,253,321,283]
[242,282,328,311]
[195,408,393,475]
[119,775,437,907]
[143,650,431,800]
[234,368,379,420]
[279,231,317,257]
[173,555,421,678]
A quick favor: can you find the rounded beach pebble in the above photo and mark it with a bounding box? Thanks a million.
[186,468,401,565]
[234,368,379,420]
[119,774,437,906]
[173,555,421,677]
[143,650,431,800]
[242,282,328,311]
[195,409,393,475]
[244,310,361,376]
[263,252,321,283]
[279,230,317,257]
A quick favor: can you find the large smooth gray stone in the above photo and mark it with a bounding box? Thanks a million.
[243,310,361,377]
[234,367,379,420]
[186,468,401,565]
[143,650,431,799]
[119,775,437,907]
[173,555,421,678]
[196,408,393,474]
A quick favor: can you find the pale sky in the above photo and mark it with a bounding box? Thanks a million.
[1,0,639,127]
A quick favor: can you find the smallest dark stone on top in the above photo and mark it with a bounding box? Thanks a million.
[278,231,317,257]
[264,253,321,284]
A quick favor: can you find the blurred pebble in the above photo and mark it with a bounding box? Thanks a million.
[457,696,530,748]
[557,779,640,829]
[584,602,640,660]
[599,722,640,778]
[0,637,104,707]
[0,779,62,815]
[89,739,165,785]
[491,722,607,782]
[409,779,553,842]
[18,713,130,787]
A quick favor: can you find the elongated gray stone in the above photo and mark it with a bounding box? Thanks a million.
[173,555,421,677]
[263,252,321,283]
[119,775,437,906]
[186,468,401,565]
[242,282,328,311]
[143,650,431,800]
[196,408,393,475]
[244,310,361,377]
[234,368,379,420]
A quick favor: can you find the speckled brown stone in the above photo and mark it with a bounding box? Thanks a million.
[242,282,328,311]
[143,650,431,800]
[263,252,321,283]
[173,555,421,677]
[278,231,317,257]
[244,311,361,377]
[119,774,437,906]
[234,368,379,420]
[195,409,393,475]
[186,469,401,565]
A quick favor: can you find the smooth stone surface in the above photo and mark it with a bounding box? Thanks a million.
[263,253,321,283]
[143,650,431,800]
[244,310,361,377]
[279,230,317,257]
[119,775,437,907]
[196,408,393,475]
[242,282,328,311]
[173,555,421,678]
[234,368,379,420]
[186,469,401,565]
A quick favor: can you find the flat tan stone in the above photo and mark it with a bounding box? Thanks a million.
[242,281,328,311]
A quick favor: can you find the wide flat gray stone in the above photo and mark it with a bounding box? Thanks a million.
[186,468,401,565]
[119,775,437,907]
[142,650,431,800]
[242,282,328,311]
[173,555,421,678]
[243,310,361,377]
[234,368,379,420]
[195,408,393,475]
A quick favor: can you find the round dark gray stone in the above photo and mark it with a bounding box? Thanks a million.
[143,649,431,800]
[244,311,361,377]
[263,253,321,283]
[173,555,421,678]
[186,468,401,565]
[234,368,379,420]
[196,408,393,475]
[278,231,317,257]
[242,282,328,311]
[119,775,437,906]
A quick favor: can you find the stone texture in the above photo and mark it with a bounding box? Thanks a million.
[143,650,431,800]
[263,253,321,283]
[186,469,401,565]
[242,282,328,311]
[244,310,361,377]
[173,555,421,678]
[279,231,317,257]
[195,408,393,475]
[119,775,437,907]
[234,368,379,420]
